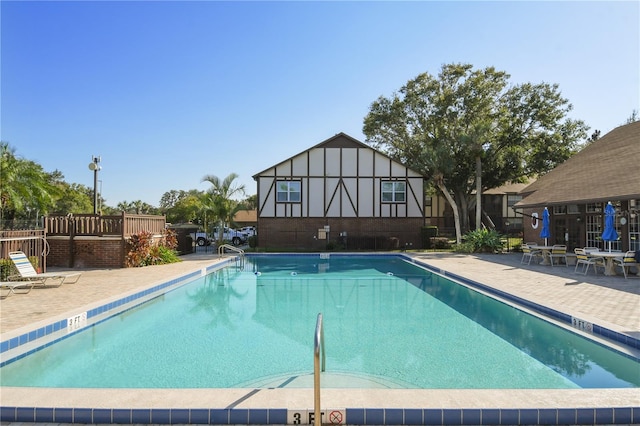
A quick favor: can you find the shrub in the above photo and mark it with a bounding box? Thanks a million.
[0,258,12,281]
[0,256,38,281]
[126,230,181,267]
[432,237,452,250]
[248,235,258,248]
[458,229,504,253]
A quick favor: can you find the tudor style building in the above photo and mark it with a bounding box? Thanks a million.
[253,133,425,250]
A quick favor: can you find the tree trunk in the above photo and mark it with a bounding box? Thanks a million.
[436,180,462,244]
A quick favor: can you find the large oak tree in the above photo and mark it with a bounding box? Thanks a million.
[363,63,588,243]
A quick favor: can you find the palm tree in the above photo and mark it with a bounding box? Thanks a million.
[200,173,246,245]
[1,142,59,223]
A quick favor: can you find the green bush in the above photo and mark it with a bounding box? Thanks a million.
[457,229,505,253]
[0,258,12,281]
[432,237,452,250]
[126,230,181,267]
[0,256,38,281]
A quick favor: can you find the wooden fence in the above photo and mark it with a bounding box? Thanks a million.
[1,214,167,271]
[0,229,47,275]
[45,213,166,237]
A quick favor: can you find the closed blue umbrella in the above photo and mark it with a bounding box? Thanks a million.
[540,207,551,245]
[601,202,618,252]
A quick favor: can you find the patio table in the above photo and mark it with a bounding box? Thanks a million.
[528,245,554,265]
[585,250,624,276]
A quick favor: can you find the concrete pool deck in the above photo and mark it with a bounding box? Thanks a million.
[1,251,639,424]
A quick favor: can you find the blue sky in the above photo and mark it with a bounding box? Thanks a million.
[2,1,638,207]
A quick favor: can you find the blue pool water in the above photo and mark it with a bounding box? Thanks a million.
[1,255,638,389]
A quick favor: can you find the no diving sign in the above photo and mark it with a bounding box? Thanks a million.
[287,409,345,425]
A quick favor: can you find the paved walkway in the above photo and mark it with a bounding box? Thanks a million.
[1,253,227,335]
[411,252,640,340]
[1,251,639,415]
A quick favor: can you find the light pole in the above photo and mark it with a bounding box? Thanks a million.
[88,156,101,215]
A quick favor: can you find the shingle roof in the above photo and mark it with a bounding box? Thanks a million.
[515,121,640,208]
[484,179,534,195]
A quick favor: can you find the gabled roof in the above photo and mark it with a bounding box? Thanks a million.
[233,209,257,223]
[515,121,640,208]
[484,179,535,195]
[252,132,423,179]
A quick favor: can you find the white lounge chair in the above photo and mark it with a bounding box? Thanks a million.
[8,251,82,287]
[0,280,35,298]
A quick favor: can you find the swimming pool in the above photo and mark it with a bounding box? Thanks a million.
[1,254,638,390]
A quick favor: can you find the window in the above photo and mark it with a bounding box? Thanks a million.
[629,212,639,251]
[382,181,406,203]
[276,180,301,202]
[585,214,602,249]
[586,203,603,213]
[553,205,567,215]
[507,194,522,207]
[567,204,580,214]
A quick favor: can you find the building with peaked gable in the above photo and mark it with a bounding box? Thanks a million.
[514,121,640,251]
[252,133,426,250]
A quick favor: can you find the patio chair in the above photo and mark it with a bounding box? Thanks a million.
[613,251,639,279]
[0,280,35,298]
[574,248,605,275]
[548,245,568,267]
[8,251,82,287]
[521,244,542,265]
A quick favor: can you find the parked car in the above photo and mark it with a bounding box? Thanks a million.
[239,226,257,237]
[212,227,248,246]
[189,228,248,247]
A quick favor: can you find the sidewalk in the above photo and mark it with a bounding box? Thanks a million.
[410,252,640,340]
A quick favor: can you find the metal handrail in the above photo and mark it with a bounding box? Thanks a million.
[314,313,325,426]
[217,244,244,257]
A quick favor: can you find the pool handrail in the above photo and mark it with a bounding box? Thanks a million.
[217,244,244,257]
[314,313,325,426]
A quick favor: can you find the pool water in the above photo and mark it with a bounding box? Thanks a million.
[1,255,638,389]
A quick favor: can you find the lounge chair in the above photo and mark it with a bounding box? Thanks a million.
[613,251,639,279]
[548,244,568,267]
[0,280,35,298]
[574,248,604,275]
[8,251,82,287]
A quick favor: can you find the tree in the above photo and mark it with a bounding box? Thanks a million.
[200,173,246,245]
[116,200,158,215]
[1,142,61,224]
[50,182,94,214]
[160,189,205,224]
[239,194,258,210]
[363,63,588,243]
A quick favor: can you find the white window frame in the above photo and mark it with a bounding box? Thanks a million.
[381,181,406,203]
[276,180,301,203]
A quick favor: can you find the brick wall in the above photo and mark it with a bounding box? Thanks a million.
[257,217,425,250]
[47,237,125,269]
